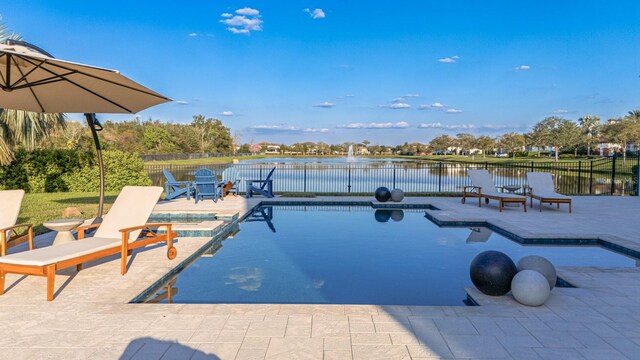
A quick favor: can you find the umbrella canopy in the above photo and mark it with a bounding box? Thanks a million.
[0,40,171,219]
[0,42,170,113]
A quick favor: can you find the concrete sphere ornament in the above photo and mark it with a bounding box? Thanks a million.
[470,250,517,296]
[511,270,551,306]
[374,209,392,222]
[517,255,557,289]
[375,187,391,202]
[390,189,405,202]
[390,210,404,222]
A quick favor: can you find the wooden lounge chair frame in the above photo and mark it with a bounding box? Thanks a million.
[1,224,34,256]
[461,185,527,212]
[0,223,176,301]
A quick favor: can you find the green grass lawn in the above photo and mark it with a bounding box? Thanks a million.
[18,192,118,235]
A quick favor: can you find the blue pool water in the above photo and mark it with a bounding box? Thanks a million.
[143,206,637,305]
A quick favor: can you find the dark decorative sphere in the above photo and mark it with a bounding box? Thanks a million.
[374,209,392,222]
[470,250,517,296]
[375,187,391,202]
[390,210,404,222]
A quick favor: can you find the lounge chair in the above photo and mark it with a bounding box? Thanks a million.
[0,186,176,301]
[245,167,275,198]
[221,167,240,197]
[194,168,223,203]
[0,190,34,256]
[526,172,572,213]
[163,169,193,200]
[462,170,527,212]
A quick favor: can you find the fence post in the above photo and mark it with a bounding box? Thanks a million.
[589,160,593,195]
[438,161,443,193]
[637,151,640,196]
[303,163,307,193]
[347,164,352,193]
[577,161,582,194]
[611,155,616,195]
[392,164,396,189]
[531,161,534,173]
[484,161,488,170]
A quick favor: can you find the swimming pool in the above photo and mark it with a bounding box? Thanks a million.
[140,205,637,306]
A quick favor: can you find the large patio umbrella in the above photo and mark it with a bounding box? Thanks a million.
[0,39,170,220]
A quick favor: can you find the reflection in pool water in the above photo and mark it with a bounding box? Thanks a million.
[143,205,638,305]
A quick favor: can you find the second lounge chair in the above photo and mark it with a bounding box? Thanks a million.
[0,186,176,301]
[462,170,527,212]
[526,172,572,213]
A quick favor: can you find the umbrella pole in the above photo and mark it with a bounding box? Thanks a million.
[85,113,105,221]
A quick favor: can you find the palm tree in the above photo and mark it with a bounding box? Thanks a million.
[578,115,601,156]
[0,18,65,164]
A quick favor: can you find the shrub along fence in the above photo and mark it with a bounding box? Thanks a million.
[146,156,639,196]
[0,149,151,193]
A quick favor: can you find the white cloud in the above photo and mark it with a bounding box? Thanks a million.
[553,109,570,114]
[419,102,447,110]
[221,8,263,35]
[304,127,329,133]
[515,65,530,71]
[219,111,234,116]
[419,123,475,130]
[304,8,326,19]
[175,100,189,105]
[438,55,459,63]
[188,33,198,37]
[445,108,463,113]
[314,102,335,108]
[418,123,527,131]
[381,103,411,109]
[250,125,329,134]
[235,7,260,16]
[337,122,409,129]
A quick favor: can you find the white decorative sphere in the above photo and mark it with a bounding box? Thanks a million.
[516,255,557,289]
[390,189,405,202]
[511,270,551,306]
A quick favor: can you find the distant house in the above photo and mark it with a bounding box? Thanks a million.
[357,147,370,155]
[265,145,281,154]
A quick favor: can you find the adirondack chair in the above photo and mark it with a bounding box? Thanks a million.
[245,167,275,198]
[194,168,223,203]
[221,167,240,197]
[163,169,193,200]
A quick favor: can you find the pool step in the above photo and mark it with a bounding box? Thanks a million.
[155,220,225,238]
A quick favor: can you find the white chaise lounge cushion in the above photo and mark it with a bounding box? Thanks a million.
[94,186,163,241]
[0,237,120,266]
[0,190,25,230]
[467,170,525,199]
[526,172,570,199]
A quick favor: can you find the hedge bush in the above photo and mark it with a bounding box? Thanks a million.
[0,149,151,193]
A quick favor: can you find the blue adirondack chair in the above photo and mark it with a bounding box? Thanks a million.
[245,167,275,198]
[221,167,240,197]
[193,168,223,203]
[163,169,193,200]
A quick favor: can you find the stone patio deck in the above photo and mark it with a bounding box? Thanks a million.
[1,195,639,359]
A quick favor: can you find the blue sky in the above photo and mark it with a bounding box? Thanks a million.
[2,1,639,145]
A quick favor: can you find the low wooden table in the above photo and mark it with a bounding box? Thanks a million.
[43,218,84,246]
[502,185,522,207]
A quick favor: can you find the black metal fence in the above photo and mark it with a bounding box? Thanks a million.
[145,157,639,196]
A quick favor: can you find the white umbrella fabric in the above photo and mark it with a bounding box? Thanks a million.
[0,40,171,218]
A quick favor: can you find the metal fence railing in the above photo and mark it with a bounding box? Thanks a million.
[145,156,639,196]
